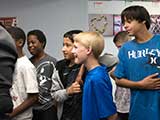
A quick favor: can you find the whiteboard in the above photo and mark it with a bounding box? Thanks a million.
[88,1,160,15]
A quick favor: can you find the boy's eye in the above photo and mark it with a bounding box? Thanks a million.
[73,45,77,49]
[127,19,132,23]
[63,43,72,47]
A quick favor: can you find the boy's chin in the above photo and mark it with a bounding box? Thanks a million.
[74,59,81,64]
[74,61,80,64]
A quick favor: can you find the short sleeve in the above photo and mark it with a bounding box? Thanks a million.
[114,47,127,79]
[92,76,117,119]
[23,64,39,93]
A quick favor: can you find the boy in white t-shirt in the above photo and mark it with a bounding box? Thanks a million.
[7,27,39,120]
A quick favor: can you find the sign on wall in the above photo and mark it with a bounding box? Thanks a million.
[0,17,17,28]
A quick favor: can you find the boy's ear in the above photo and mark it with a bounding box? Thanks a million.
[42,42,45,48]
[17,39,24,46]
[86,46,92,55]
[40,42,45,48]
[142,20,146,24]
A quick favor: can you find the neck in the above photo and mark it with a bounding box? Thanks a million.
[32,51,46,64]
[69,59,75,67]
[17,49,24,58]
[85,56,100,71]
[135,29,153,43]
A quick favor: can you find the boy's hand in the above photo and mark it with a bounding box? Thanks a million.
[75,64,85,85]
[139,73,160,90]
[66,81,81,95]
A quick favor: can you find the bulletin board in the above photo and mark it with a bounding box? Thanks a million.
[88,0,160,36]
[0,17,17,28]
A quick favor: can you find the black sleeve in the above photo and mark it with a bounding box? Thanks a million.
[0,26,17,113]
[55,60,65,85]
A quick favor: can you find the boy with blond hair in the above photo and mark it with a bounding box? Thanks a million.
[72,31,117,120]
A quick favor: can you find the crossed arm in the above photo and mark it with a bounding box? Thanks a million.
[115,73,160,90]
[7,93,38,118]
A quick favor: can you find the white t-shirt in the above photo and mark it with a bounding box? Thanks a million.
[10,56,39,120]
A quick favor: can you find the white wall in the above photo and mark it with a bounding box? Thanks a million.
[1,0,160,59]
[0,0,88,60]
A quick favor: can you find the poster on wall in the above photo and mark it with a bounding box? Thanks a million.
[149,15,160,34]
[113,15,124,35]
[88,14,113,36]
[0,17,17,28]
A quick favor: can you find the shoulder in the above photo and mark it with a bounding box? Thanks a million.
[56,59,67,69]
[154,34,160,37]
[88,66,108,82]
[17,56,35,69]
[45,54,57,64]
[37,54,57,67]
[118,40,135,55]
[122,39,134,48]
[56,59,66,65]
[20,56,32,63]
[37,60,55,69]
[36,60,56,76]
[99,53,118,72]
[0,26,17,61]
[152,34,160,40]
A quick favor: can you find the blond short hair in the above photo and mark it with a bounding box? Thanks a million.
[74,31,104,58]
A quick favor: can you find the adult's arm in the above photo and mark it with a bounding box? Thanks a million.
[0,26,17,113]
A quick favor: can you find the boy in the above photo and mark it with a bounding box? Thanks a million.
[114,5,160,120]
[56,30,84,120]
[113,31,131,120]
[113,31,130,49]
[27,29,58,120]
[7,27,39,120]
[72,31,117,120]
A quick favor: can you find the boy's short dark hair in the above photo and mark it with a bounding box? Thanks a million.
[113,31,129,43]
[63,30,83,42]
[7,26,26,47]
[121,5,151,30]
[27,30,46,48]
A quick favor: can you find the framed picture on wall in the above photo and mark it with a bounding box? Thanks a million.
[113,15,124,35]
[88,14,113,36]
